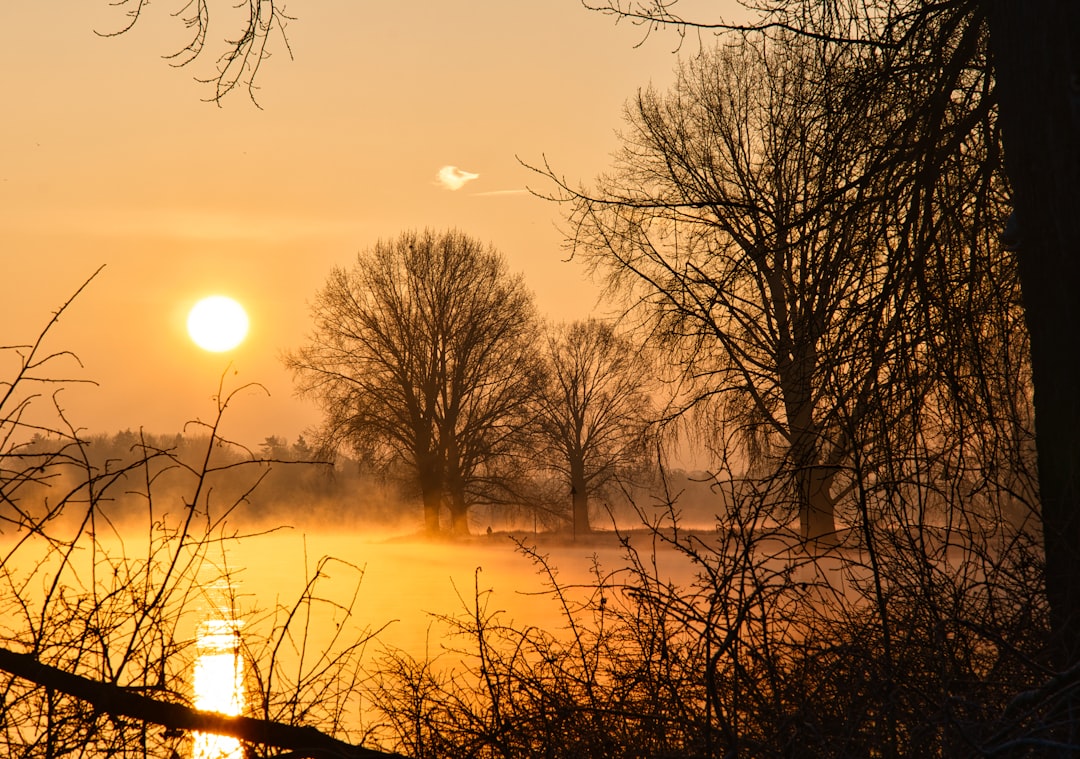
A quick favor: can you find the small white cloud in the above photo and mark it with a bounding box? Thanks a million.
[436,165,479,191]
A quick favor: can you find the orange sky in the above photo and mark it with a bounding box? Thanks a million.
[1,2,728,447]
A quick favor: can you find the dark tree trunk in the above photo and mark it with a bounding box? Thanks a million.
[444,438,470,535]
[421,487,441,534]
[796,464,838,543]
[417,454,442,534]
[783,353,836,542]
[448,492,470,535]
[988,0,1080,673]
[571,462,591,537]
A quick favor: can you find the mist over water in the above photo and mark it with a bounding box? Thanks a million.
[221,527,691,661]
[5,425,933,755]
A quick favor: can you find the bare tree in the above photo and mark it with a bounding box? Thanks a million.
[586,0,1080,708]
[541,35,915,540]
[578,0,1080,742]
[287,229,541,535]
[533,319,654,535]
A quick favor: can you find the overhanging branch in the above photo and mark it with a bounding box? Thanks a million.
[0,647,405,759]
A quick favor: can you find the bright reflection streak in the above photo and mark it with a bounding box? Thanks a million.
[193,618,245,759]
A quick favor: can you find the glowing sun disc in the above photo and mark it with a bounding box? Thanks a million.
[187,296,249,352]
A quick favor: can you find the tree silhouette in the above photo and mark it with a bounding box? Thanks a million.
[543,34,949,540]
[586,0,1080,732]
[533,319,654,535]
[288,229,541,535]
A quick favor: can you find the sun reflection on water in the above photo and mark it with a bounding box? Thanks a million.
[192,617,245,759]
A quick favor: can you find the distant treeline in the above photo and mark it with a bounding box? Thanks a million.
[13,430,726,534]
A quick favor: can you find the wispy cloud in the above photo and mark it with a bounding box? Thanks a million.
[472,189,530,197]
[435,165,480,191]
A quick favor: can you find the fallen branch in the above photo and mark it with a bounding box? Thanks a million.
[0,646,406,759]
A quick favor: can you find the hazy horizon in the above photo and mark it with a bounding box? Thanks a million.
[0,3,733,449]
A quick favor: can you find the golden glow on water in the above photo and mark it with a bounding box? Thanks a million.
[193,618,245,759]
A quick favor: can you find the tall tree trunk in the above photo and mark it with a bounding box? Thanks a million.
[417,451,442,534]
[448,492,470,535]
[444,437,470,535]
[570,460,591,536]
[989,0,1080,675]
[421,487,441,534]
[796,464,838,543]
[782,348,836,541]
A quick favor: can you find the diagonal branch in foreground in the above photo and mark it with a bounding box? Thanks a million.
[0,647,405,759]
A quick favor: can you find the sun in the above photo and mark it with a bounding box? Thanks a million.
[187,296,249,352]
